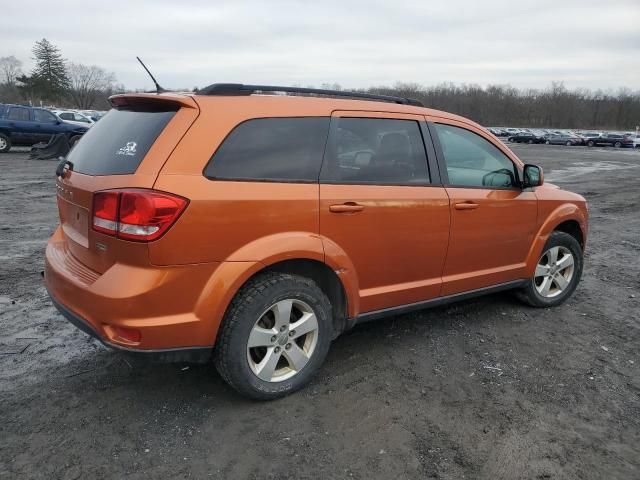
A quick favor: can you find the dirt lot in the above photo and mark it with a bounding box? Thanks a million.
[1,144,639,479]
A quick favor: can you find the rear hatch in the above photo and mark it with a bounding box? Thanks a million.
[55,94,199,273]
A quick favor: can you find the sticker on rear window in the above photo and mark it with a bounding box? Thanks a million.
[117,141,137,156]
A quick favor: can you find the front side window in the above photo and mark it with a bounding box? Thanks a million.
[34,109,57,123]
[7,107,29,121]
[205,117,330,182]
[321,117,429,185]
[434,123,518,189]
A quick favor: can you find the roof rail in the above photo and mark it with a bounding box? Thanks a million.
[197,83,424,107]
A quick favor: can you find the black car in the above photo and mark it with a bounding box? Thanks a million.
[507,132,545,144]
[586,134,633,148]
[544,134,581,146]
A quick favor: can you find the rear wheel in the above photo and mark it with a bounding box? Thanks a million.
[545,140,551,145]
[614,141,622,148]
[517,231,583,308]
[214,272,332,400]
[528,139,534,144]
[566,141,572,146]
[0,133,11,153]
[587,140,595,147]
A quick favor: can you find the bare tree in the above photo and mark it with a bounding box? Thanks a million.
[67,62,116,109]
[0,55,23,86]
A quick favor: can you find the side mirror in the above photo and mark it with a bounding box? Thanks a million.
[523,164,544,188]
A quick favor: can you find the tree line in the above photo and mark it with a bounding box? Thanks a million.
[1,39,638,129]
[365,82,639,130]
[0,39,121,110]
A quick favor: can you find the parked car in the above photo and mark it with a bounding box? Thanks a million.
[504,127,522,135]
[507,132,546,144]
[45,85,588,400]
[544,134,582,146]
[0,104,89,153]
[631,133,640,149]
[51,110,95,128]
[586,133,634,148]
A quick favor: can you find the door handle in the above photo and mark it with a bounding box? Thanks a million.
[454,202,479,210]
[329,202,364,213]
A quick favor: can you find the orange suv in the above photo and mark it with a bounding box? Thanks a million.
[45,84,588,399]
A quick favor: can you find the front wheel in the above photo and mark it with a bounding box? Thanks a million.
[614,141,622,148]
[69,135,82,148]
[517,231,583,308]
[566,141,572,146]
[214,272,332,400]
[545,140,551,145]
[587,140,595,147]
[0,133,11,153]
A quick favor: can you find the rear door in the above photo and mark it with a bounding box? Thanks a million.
[319,111,450,313]
[5,106,33,143]
[429,119,537,295]
[55,96,199,273]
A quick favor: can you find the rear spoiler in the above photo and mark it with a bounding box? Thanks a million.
[109,93,198,110]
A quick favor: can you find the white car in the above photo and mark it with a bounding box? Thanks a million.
[51,110,95,128]
[632,133,640,149]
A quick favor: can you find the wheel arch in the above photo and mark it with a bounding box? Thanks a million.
[525,204,587,276]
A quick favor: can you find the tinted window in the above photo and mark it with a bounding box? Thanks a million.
[321,118,429,185]
[66,107,176,176]
[205,117,329,182]
[59,112,74,120]
[34,109,57,123]
[7,107,29,121]
[434,123,518,189]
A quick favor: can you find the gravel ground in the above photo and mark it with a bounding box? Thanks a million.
[0,144,639,479]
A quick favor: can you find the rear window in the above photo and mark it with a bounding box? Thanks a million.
[204,117,330,182]
[66,107,176,175]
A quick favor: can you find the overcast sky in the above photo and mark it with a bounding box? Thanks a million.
[4,0,639,91]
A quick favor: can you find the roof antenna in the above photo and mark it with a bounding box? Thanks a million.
[136,56,166,93]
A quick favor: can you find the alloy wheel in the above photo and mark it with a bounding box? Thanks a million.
[246,299,319,382]
[0,138,7,150]
[534,246,575,298]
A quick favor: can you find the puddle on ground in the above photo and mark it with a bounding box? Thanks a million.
[545,161,640,182]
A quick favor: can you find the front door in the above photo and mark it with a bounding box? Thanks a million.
[429,119,537,296]
[320,112,450,314]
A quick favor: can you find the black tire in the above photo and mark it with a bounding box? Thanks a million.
[69,135,82,148]
[0,133,11,153]
[587,140,595,147]
[614,141,622,148]
[517,231,583,308]
[214,272,332,400]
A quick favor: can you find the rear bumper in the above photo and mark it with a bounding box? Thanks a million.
[48,293,211,363]
[44,226,223,355]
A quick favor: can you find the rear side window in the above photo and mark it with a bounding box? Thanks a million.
[7,107,29,121]
[66,108,176,175]
[204,117,330,182]
[321,118,430,185]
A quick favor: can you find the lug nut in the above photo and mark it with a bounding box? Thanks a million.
[280,326,286,332]
[285,343,292,350]
[274,346,281,353]
[271,335,277,342]
[289,330,295,337]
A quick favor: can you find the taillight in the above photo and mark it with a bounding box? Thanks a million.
[92,189,188,242]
